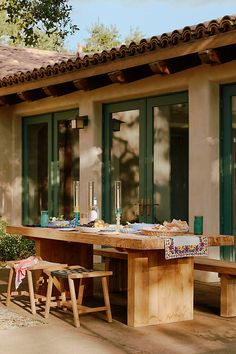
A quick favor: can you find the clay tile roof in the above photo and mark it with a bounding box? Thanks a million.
[0,14,235,88]
[0,45,76,79]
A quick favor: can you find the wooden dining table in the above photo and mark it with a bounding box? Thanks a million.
[6,225,234,327]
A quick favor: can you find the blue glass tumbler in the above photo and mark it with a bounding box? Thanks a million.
[194,216,203,235]
[40,211,49,227]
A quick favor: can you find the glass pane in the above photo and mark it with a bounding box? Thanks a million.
[27,123,48,224]
[232,97,236,235]
[57,120,80,219]
[111,110,139,223]
[153,103,188,223]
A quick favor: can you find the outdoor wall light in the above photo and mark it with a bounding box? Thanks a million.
[112,118,125,132]
[71,115,88,129]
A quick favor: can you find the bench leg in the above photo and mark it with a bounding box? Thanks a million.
[101,276,112,323]
[45,275,54,319]
[220,274,236,317]
[6,268,14,306]
[27,270,36,315]
[68,278,80,328]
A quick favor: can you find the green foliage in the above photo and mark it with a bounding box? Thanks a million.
[124,27,144,45]
[0,0,78,48]
[83,21,121,54]
[0,220,35,262]
[83,21,145,54]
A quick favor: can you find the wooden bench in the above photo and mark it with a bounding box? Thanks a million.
[94,248,127,292]
[94,248,236,317]
[194,257,236,317]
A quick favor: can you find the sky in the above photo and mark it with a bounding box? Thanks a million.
[66,0,236,51]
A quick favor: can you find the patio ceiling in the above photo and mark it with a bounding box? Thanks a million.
[0,15,235,106]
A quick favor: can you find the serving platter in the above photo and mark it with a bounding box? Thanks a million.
[78,226,102,233]
[78,225,117,233]
[139,228,190,236]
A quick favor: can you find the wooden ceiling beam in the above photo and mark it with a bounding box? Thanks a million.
[42,85,61,97]
[0,96,8,106]
[149,61,171,75]
[108,70,127,83]
[198,49,222,65]
[73,78,91,91]
[17,91,33,101]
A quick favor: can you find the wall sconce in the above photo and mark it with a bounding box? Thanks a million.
[112,118,125,132]
[71,115,88,129]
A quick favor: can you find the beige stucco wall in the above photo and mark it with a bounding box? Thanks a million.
[0,59,236,280]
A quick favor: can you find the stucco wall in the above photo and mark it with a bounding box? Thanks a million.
[0,60,236,280]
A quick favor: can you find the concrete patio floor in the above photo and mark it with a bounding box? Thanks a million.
[1,272,236,354]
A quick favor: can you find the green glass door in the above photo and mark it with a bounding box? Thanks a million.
[221,84,236,260]
[103,92,189,224]
[147,93,189,224]
[103,100,146,224]
[22,109,79,225]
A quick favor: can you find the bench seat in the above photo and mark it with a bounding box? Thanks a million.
[195,257,236,317]
[94,247,236,317]
[94,248,127,292]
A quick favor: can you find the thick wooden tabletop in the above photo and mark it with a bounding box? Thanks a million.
[6,225,234,251]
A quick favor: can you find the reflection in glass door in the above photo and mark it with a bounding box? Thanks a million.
[103,100,146,224]
[147,96,189,223]
[23,109,79,225]
[103,93,189,224]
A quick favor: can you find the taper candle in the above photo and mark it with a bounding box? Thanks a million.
[88,181,95,209]
[115,180,122,214]
[73,180,80,212]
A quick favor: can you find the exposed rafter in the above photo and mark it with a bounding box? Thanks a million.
[198,49,222,65]
[0,96,8,106]
[73,79,90,91]
[149,61,171,75]
[108,70,127,84]
[17,91,33,102]
[42,86,60,97]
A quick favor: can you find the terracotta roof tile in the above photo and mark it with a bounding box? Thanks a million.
[0,45,75,78]
[0,14,235,88]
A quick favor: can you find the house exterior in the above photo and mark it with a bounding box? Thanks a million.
[0,15,236,267]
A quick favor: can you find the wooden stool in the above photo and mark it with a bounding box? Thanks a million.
[44,265,113,327]
[6,260,67,315]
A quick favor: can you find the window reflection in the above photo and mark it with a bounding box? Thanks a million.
[111,110,140,223]
[154,103,189,223]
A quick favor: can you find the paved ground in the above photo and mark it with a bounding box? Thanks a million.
[1,270,236,354]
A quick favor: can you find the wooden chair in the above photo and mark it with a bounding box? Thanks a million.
[44,265,113,327]
[6,259,67,315]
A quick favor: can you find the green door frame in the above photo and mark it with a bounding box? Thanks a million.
[220,84,236,260]
[22,109,78,224]
[102,92,188,223]
[52,109,78,217]
[22,114,52,225]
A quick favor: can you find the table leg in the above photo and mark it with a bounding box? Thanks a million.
[127,250,194,327]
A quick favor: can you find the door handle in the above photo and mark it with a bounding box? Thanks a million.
[146,197,159,217]
[139,198,144,216]
[146,197,151,216]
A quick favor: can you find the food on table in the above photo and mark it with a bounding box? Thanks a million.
[94,219,107,228]
[140,219,189,235]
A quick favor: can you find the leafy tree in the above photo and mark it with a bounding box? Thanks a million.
[0,0,78,48]
[83,21,121,54]
[0,10,63,50]
[83,21,145,54]
[124,27,144,45]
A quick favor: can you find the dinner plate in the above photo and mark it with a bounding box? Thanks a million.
[78,226,102,233]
